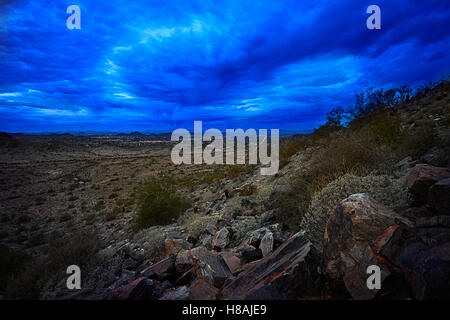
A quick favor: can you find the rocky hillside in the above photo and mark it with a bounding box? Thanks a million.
[92,80,450,300]
[2,80,449,300]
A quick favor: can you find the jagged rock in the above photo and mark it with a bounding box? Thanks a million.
[163,238,192,256]
[212,227,230,250]
[247,224,281,247]
[406,164,450,202]
[189,279,219,300]
[429,178,450,215]
[220,251,242,275]
[323,194,413,300]
[159,286,191,300]
[221,231,322,299]
[238,244,263,264]
[259,232,273,257]
[141,255,176,281]
[175,249,194,273]
[174,246,231,288]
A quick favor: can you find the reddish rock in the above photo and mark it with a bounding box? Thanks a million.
[220,251,242,275]
[164,238,192,256]
[221,231,322,300]
[189,279,219,300]
[140,255,176,281]
[406,164,450,201]
[323,194,412,300]
[175,249,194,273]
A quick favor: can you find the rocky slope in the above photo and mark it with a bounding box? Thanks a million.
[98,81,450,300]
[2,81,449,300]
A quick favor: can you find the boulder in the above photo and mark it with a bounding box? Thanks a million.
[175,249,194,273]
[140,255,176,281]
[212,227,230,250]
[189,279,219,300]
[259,232,274,257]
[163,238,192,256]
[247,224,281,247]
[323,194,413,300]
[428,178,450,215]
[221,231,322,299]
[220,251,242,275]
[174,246,231,288]
[406,164,450,202]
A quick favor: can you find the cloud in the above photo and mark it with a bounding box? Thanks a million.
[0,0,449,132]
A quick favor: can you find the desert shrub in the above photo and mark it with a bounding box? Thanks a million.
[5,259,43,299]
[47,229,102,271]
[0,245,30,294]
[300,174,411,251]
[400,120,438,158]
[105,206,122,221]
[136,177,191,229]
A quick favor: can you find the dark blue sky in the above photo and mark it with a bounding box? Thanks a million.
[0,0,449,133]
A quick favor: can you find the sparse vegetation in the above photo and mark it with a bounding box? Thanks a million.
[136,176,191,229]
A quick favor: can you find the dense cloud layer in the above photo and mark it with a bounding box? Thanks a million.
[0,0,449,132]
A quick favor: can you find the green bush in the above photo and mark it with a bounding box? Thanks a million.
[136,177,191,229]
